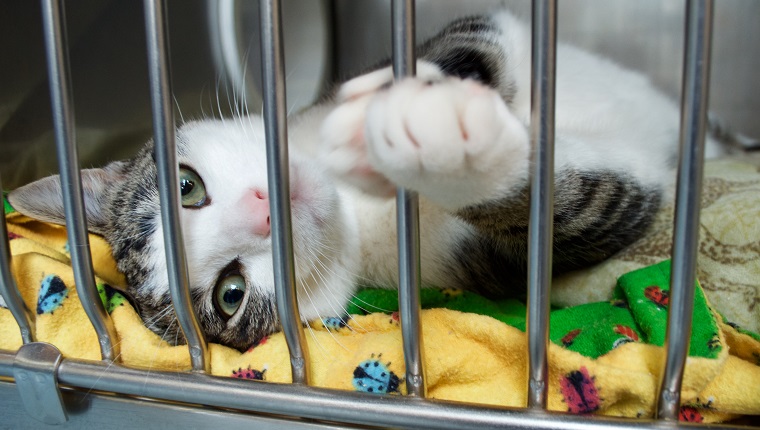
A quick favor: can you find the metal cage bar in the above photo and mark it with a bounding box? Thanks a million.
[526,0,557,410]
[259,0,311,385]
[40,0,119,363]
[0,1,755,428]
[0,176,35,345]
[0,353,749,430]
[143,0,209,373]
[658,0,714,420]
[392,0,427,399]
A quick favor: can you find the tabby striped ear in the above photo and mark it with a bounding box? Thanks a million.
[7,161,127,235]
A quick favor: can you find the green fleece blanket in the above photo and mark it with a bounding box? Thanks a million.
[348,260,757,361]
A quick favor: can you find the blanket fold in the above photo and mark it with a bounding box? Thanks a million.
[1,194,759,424]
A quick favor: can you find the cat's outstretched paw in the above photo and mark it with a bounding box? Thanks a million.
[366,77,530,210]
[319,62,445,197]
[320,67,529,209]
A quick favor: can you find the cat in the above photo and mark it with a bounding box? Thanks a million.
[8,11,724,351]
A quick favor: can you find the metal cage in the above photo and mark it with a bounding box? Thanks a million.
[0,0,755,428]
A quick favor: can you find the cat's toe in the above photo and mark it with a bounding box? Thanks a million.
[319,93,396,196]
[461,83,529,171]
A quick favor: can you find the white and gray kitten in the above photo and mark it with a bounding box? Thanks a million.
[9,11,723,350]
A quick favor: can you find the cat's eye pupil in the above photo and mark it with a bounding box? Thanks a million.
[223,287,244,305]
[214,274,246,320]
[180,178,194,196]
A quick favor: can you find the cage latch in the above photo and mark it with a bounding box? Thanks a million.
[13,342,68,424]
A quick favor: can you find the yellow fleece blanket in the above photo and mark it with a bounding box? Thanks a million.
[2,157,760,424]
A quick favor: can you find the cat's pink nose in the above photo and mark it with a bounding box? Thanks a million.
[243,188,270,237]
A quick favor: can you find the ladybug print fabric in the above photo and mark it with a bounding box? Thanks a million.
[37,274,68,314]
[352,354,401,394]
[559,366,601,414]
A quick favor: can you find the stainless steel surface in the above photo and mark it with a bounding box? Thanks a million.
[0,381,355,430]
[0,351,754,430]
[40,0,119,363]
[143,0,209,373]
[657,0,714,421]
[526,0,556,411]
[392,0,426,399]
[259,0,310,385]
[12,343,67,425]
[208,0,260,113]
[207,0,330,116]
[0,176,35,345]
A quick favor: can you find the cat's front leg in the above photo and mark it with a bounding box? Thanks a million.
[364,77,530,210]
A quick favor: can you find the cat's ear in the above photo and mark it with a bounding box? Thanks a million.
[8,161,128,235]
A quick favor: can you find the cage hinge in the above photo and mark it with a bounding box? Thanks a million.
[13,342,68,425]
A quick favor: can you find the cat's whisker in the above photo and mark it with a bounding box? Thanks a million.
[159,319,175,347]
[286,95,303,117]
[207,83,218,120]
[228,79,238,118]
[315,283,368,335]
[304,240,402,316]
[297,276,349,352]
[202,81,220,120]
[142,305,175,330]
[214,75,225,121]
[282,60,309,117]
[303,319,329,357]
[198,83,208,119]
[159,316,183,371]
[80,342,130,399]
[300,247,368,334]
[232,92,247,140]
[173,322,180,357]
[309,241,373,286]
[346,294,395,315]
[234,42,253,119]
[307,238,340,255]
[173,94,185,126]
[243,98,256,138]
[138,314,176,381]
[298,298,336,358]
[239,46,257,137]
[306,263,346,322]
[226,79,249,141]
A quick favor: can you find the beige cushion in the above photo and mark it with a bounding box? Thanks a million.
[553,156,760,333]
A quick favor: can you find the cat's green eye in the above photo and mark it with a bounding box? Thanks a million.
[214,274,246,319]
[179,167,207,207]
